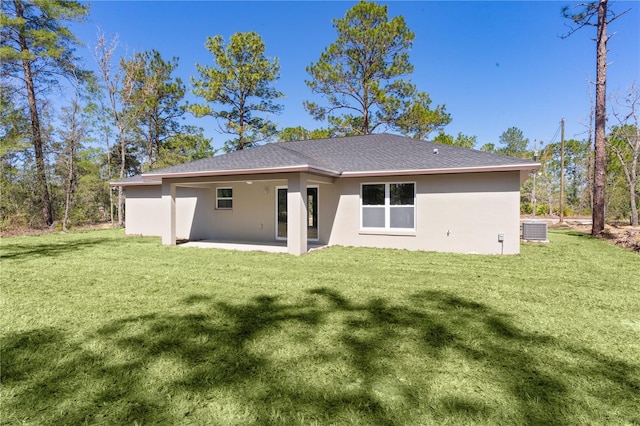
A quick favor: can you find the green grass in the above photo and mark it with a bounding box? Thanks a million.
[1,229,638,425]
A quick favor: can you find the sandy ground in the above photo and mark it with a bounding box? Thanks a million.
[568,223,639,252]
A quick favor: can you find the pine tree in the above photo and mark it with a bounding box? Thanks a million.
[1,0,89,226]
[191,32,283,152]
[562,0,630,235]
[304,1,450,137]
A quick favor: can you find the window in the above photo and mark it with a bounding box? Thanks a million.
[361,183,415,230]
[216,187,233,209]
[390,183,415,229]
[362,184,385,228]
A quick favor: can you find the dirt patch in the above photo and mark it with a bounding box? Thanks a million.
[599,226,640,252]
[553,221,640,253]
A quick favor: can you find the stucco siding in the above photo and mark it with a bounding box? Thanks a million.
[208,181,284,243]
[318,183,340,245]
[125,186,213,240]
[325,172,522,254]
[125,186,163,237]
[176,187,213,240]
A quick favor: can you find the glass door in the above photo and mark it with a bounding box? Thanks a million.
[307,187,318,239]
[277,188,288,239]
[277,187,318,240]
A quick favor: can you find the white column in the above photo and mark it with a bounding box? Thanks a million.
[287,173,307,255]
[161,181,176,245]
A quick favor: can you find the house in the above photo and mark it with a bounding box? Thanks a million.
[113,134,540,255]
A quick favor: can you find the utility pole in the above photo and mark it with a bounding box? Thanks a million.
[560,118,566,223]
[533,139,538,216]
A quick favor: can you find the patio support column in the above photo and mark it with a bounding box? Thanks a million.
[287,173,307,255]
[161,180,176,245]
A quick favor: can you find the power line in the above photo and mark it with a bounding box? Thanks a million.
[547,121,563,146]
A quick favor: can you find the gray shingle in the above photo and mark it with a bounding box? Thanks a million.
[113,133,538,184]
[278,133,536,172]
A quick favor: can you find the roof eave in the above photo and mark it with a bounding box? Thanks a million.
[140,164,342,180]
[111,163,541,186]
[109,180,161,187]
[341,163,541,178]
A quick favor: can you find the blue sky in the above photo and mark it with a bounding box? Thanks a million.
[71,1,640,152]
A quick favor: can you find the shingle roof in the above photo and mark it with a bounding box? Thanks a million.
[112,134,539,185]
[114,174,161,186]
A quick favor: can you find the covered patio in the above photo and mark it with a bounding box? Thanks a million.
[178,239,328,253]
[160,171,337,255]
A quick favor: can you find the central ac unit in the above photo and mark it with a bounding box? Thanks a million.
[522,221,548,241]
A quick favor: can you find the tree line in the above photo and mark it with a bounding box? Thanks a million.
[1,0,638,232]
[490,117,639,227]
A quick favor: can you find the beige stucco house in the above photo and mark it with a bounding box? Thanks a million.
[114,134,539,255]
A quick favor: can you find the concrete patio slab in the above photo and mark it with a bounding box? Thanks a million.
[179,240,327,253]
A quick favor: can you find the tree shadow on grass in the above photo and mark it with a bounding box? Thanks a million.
[2,289,639,425]
[0,237,119,261]
[563,230,591,238]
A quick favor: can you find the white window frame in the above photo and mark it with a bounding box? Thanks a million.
[216,187,233,210]
[360,182,416,231]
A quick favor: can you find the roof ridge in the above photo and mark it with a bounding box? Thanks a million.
[276,132,393,145]
[273,142,342,172]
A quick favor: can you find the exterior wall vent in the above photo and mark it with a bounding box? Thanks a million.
[522,221,548,241]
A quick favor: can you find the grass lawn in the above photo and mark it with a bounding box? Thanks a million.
[1,229,638,425]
